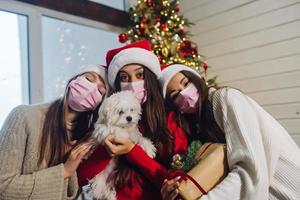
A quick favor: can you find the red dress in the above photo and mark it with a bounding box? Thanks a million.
[77,112,188,200]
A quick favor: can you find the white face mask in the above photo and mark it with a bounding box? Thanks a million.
[174,83,199,113]
[120,80,147,104]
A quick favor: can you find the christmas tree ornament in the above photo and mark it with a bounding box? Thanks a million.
[172,34,180,42]
[174,4,180,12]
[162,47,169,57]
[171,154,184,170]
[136,27,145,35]
[203,62,208,72]
[146,0,153,7]
[118,33,128,43]
[141,17,148,24]
[178,27,185,36]
[160,23,167,31]
[157,54,163,62]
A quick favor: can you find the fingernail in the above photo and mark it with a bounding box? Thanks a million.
[175,176,181,181]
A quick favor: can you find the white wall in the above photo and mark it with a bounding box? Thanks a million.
[180,0,300,145]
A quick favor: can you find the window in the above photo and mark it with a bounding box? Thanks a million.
[0,10,29,128]
[42,16,121,101]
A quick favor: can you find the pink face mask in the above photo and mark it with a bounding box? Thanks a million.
[120,80,147,104]
[174,83,199,113]
[68,77,103,112]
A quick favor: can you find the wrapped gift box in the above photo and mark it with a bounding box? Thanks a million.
[178,143,228,200]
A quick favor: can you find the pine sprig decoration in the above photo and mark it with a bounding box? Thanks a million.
[119,0,216,85]
[183,140,202,172]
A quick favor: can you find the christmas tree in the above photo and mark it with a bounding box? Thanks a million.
[118,0,216,84]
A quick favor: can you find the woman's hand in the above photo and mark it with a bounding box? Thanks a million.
[63,142,93,179]
[82,139,98,160]
[161,177,181,200]
[104,135,135,157]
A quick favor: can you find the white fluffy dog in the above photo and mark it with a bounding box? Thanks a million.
[88,90,156,200]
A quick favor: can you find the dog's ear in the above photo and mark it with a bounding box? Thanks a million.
[98,99,108,123]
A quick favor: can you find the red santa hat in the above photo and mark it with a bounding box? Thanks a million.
[160,64,201,98]
[106,39,161,89]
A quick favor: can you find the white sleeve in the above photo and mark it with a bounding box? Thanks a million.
[199,88,272,200]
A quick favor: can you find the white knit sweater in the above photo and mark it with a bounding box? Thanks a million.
[199,88,300,200]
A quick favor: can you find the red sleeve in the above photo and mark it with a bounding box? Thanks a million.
[126,112,188,188]
[126,144,169,188]
[166,111,188,155]
[77,145,111,187]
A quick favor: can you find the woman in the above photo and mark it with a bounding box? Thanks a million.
[159,64,300,200]
[77,40,188,200]
[0,65,108,200]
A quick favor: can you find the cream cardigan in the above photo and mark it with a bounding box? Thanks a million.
[199,88,300,200]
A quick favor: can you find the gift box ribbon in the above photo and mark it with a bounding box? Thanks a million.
[169,171,207,195]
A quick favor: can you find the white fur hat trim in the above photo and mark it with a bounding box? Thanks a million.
[159,64,201,98]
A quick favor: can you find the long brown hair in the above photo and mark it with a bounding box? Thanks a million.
[113,66,173,189]
[38,75,99,167]
[166,70,225,143]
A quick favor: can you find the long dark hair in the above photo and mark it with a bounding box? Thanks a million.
[166,70,225,144]
[38,75,99,167]
[113,66,173,189]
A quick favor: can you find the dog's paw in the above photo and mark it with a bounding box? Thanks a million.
[93,124,109,144]
[139,138,157,158]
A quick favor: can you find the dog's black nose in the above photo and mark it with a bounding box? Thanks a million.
[126,116,132,122]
